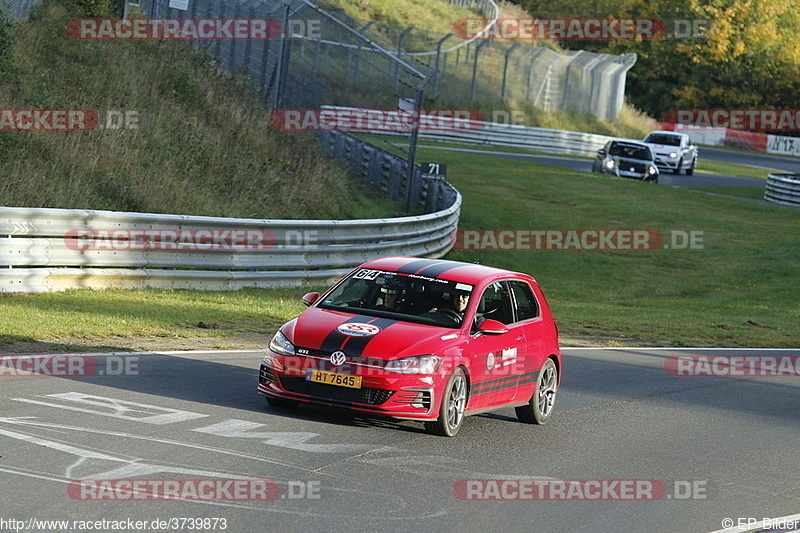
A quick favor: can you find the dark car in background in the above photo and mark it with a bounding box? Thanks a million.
[592,139,660,183]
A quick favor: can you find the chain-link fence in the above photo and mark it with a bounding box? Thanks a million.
[356,5,637,120]
[137,0,441,212]
[4,0,40,20]
[6,0,633,212]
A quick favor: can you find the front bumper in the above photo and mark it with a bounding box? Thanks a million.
[599,167,658,181]
[257,355,440,421]
[653,154,681,171]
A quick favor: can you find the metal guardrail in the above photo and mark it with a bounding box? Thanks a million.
[0,3,461,293]
[0,191,461,292]
[322,106,612,157]
[419,121,611,157]
[764,174,800,207]
[316,130,458,214]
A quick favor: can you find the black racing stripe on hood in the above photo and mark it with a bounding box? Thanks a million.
[319,315,375,354]
[394,259,445,274]
[341,317,398,357]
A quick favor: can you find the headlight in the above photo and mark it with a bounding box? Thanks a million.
[604,158,615,169]
[385,355,443,374]
[669,152,678,158]
[269,330,295,356]
[647,165,658,175]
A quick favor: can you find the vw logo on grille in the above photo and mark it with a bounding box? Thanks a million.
[330,351,346,366]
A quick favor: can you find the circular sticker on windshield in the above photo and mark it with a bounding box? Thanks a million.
[337,322,382,337]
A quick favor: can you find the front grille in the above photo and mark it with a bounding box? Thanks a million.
[620,161,646,173]
[295,347,387,370]
[280,377,394,405]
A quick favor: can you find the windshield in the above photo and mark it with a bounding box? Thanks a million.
[608,142,653,160]
[645,134,681,146]
[318,268,475,328]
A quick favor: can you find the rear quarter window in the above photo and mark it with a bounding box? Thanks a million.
[509,281,540,322]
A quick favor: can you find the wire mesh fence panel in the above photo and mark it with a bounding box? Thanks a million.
[134,0,439,211]
[138,0,435,118]
[5,0,40,21]
[354,10,637,119]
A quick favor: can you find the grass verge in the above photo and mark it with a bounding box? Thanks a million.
[687,187,766,201]
[426,148,800,348]
[3,152,798,352]
[0,0,400,219]
[364,135,774,181]
[696,159,774,180]
[0,288,312,353]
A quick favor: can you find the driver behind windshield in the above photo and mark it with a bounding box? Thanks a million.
[374,278,413,313]
[429,290,470,321]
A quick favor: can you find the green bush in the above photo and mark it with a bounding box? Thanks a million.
[0,1,18,74]
[74,0,114,17]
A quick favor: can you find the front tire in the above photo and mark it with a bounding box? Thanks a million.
[516,358,558,425]
[686,158,696,175]
[673,158,683,174]
[425,367,468,437]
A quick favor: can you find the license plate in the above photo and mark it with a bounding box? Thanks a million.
[620,170,638,177]
[306,369,362,389]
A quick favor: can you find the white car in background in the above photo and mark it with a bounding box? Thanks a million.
[643,131,698,175]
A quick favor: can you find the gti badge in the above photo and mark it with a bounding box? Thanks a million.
[330,351,346,366]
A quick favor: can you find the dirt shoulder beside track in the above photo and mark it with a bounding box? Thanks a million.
[0,332,655,354]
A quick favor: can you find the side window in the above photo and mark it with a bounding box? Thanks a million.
[478,281,514,325]
[509,281,540,322]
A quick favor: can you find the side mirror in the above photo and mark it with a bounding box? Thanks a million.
[302,292,320,307]
[477,319,508,335]
[597,149,606,156]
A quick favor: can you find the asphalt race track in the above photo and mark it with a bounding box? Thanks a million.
[1,348,798,533]
[423,145,800,190]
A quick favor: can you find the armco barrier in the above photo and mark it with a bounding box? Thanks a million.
[764,174,800,207]
[0,193,460,292]
[321,106,612,157]
[420,122,610,157]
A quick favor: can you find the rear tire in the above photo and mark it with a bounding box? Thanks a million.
[425,367,468,437]
[515,358,558,425]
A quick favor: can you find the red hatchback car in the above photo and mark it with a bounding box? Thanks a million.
[258,257,561,436]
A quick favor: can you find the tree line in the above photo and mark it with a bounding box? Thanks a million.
[512,0,800,132]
